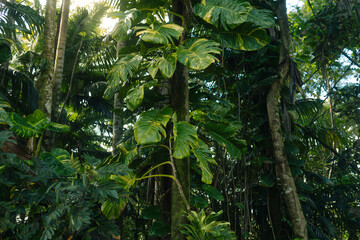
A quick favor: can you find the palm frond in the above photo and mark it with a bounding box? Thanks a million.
[0,1,43,40]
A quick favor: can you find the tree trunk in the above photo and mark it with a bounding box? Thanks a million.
[52,0,71,121]
[36,0,57,119]
[266,1,308,239]
[171,0,191,238]
[112,41,125,156]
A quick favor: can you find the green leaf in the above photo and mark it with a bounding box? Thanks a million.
[105,53,143,99]
[126,86,144,111]
[136,23,183,45]
[41,226,54,240]
[140,206,162,219]
[101,199,126,220]
[202,184,224,201]
[125,80,157,111]
[177,38,220,70]
[110,173,136,190]
[109,9,140,41]
[190,196,209,208]
[8,110,69,137]
[194,0,251,30]
[246,8,274,28]
[69,153,83,174]
[8,112,38,137]
[148,53,177,79]
[291,167,303,177]
[149,221,170,237]
[213,28,269,51]
[40,148,75,176]
[173,118,198,159]
[134,106,173,145]
[70,207,91,231]
[0,101,12,124]
[0,43,12,64]
[0,100,11,110]
[260,174,276,187]
[192,141,217,184]
[205,122,246,159]
[24,109,49,131]
[44,122,70,133]
[117,140,138,165]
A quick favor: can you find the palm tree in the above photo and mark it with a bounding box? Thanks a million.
[52,0,71,121]
[36,0,57,120]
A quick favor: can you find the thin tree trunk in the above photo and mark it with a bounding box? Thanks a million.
[171,0,191,238]
[36,0,57,119]
[112,41,125,156]
[52,0,71,121]
[266,1,308,239]
[57,37,82,122]
[321,46,335,129]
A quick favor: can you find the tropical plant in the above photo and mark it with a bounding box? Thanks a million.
[180,209,237,240]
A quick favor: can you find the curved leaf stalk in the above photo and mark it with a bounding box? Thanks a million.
[140,161,172,178]
[35,133,43,157]
[131,158,190,210]
[136,174,175,181]
[266,0,308,239]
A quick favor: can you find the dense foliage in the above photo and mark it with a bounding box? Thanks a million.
[0,0,359,239]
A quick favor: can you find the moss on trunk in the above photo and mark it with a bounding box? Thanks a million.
[266,0,308,239]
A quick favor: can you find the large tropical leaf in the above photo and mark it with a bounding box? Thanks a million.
[206,121,247,159]
[67,3,109,44]
[136,23,183,45]
[291,99,323,126]
[202,184,224,201]
[109,9,140,41]
[140,206,162,219]
[0,100,11,124]
[24,110,49,132]
[0,43,11,64]
[246,8,274,28]
[45,122,70,133]
[177,38,220,70]
[149,221,170,237]
[40,148,75,176]
[117,139,138,165]
[105,53,143,99]
[0,1,44,38]
[101,199,126,220]
[8,112,38,137]
[125,80,157,111]
[172,115,198,159]
[8,110,70,137]
[148,53,177,79]
[193,141,217,184]
[193,0,251,30]
[134,106,173,145]
[213,28,269,51]
[110,172,136,190]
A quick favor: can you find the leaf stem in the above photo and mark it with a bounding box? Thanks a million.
[136,174,175,181]
[35,134,43,157]
[140,161,172,178]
